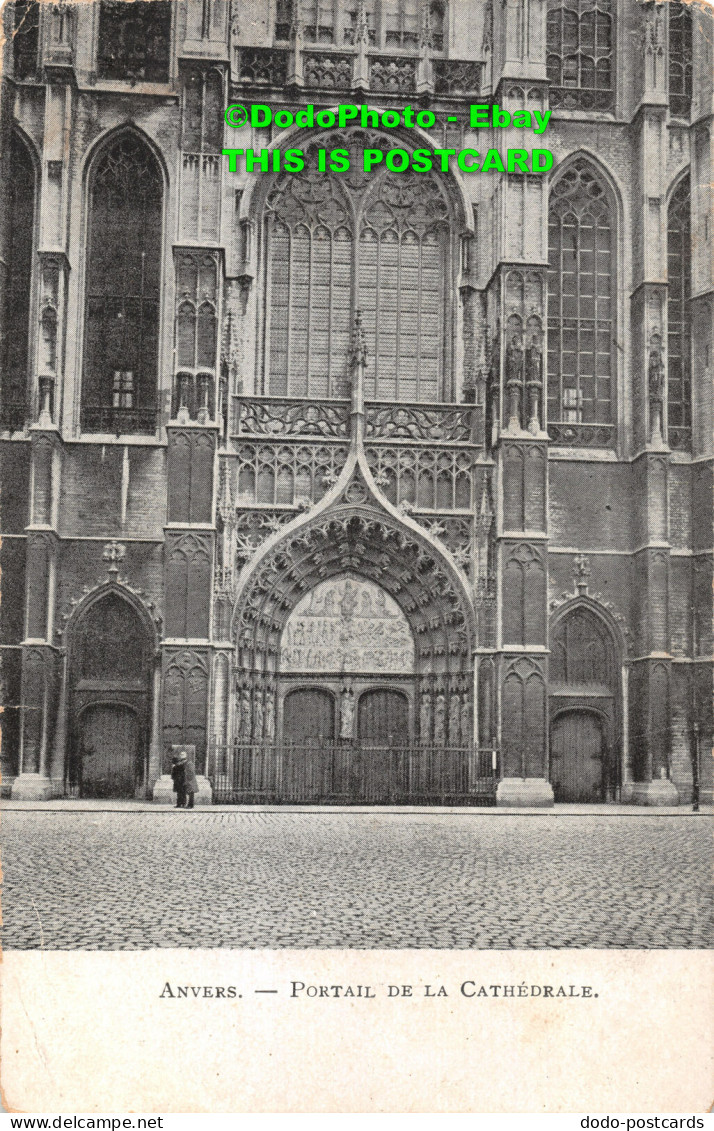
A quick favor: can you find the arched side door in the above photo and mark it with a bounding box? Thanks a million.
[68,590,152,799]
[550,710,606,803]
[76,703,140,799]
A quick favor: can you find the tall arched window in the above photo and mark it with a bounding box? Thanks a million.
[263,136,452,402]
[83,134,162,434]
[667,175,691,448]
[546,0,614,112]
[668,0,692,119]
[97,0,171,83]
[2,134,35,433]
[359,173,448,402]
[547,159,615,445]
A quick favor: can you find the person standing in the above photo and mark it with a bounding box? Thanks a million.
[171,750,186,809]
[182,749,198,809]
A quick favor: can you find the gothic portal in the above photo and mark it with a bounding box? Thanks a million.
[1,0,712,808]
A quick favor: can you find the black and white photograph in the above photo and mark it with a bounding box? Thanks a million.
[0,0,712,1113]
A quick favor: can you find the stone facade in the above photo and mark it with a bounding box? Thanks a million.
[1,0,712,806]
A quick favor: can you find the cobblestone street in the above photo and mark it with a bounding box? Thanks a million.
[2,809,712,949]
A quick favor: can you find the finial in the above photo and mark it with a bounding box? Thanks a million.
[574,553,591,594]
[103,540,126,576]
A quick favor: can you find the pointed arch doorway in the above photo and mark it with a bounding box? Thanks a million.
[549,601,622,802]
[68,589,154,798]
[277,575,416,802]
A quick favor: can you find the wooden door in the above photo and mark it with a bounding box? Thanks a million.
[550,711,605,802]
[78,704,140,799]
[283,688,335,743]
[357,689,409,746]
[356,689,410,802]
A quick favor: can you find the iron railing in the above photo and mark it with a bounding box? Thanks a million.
[207,743,499,806]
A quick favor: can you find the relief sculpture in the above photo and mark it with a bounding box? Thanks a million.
[280,576,415,674]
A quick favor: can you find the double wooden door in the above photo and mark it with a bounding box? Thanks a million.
[281,686,411,801]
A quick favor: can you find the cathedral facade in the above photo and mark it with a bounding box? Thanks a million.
[1,0,712,806]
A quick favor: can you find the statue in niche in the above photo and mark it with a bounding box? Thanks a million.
[449,691,461,746]
[322,589,335,616]
[239,686,252,743]
[419,691,432,745]
[461,696,472,748]
[433,692,446,746]
[253,687,264,740]
[648,332,665,443]
[264,687,275,741]
[506,334,524,384]
[506,334,524,428]
[340,687,355,739]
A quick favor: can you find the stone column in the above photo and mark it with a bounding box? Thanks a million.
[627,8,678,805]
[485,11,553,806]
[12,428,63,800]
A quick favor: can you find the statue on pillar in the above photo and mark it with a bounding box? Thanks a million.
[506,334,524,430]
[238,685,252,743]
[525,332,544,435]
[449,691,461,746]
[264,686,275,741]
[419,689,432,745]
[648,332,665,445]
[340,687,355,739]
[433,691,446,746]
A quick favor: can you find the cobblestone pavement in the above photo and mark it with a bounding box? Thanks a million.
[2,811,712,949]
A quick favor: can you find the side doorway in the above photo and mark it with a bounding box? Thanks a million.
[550,710,607,803]
[75,703,140,799]
[68,590,153,799]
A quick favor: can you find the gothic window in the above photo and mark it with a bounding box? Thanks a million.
[181,68,223,241]
[359,172,449,402]
[275,0,294,40]
[182,69,223,153]
[174,252,219,419]
[1,134,35,433]
[551,606,615,688]
[13,0,40,78]
[265,169,353,398]
[303,0,336,42]
[668,0,692,119]
[384,0,419,47]
[264,149,452,402]
[82,134,162,434]
[546,0,614,112]
[97,0,171,83]
[548,160,615,440]
[667,176,691,446]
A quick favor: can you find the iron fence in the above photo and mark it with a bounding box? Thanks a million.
[207,743,499,806]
